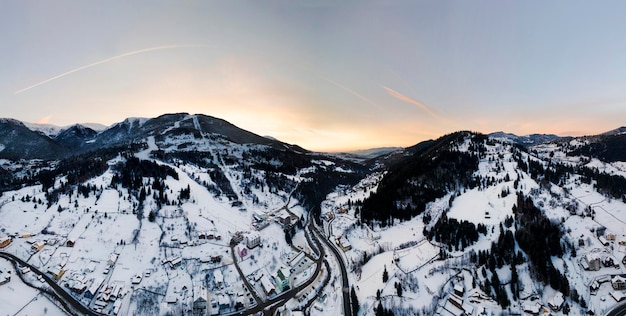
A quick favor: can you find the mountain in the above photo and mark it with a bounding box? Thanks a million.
[0,118,65,160]
[488,131,565,146]
[53,124,98,150]
[601,126,626,136]
[23,122,65,137]
[0,114,625,316]
[0,113,306,160]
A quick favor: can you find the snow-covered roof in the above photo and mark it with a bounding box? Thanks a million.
[260,275,275,294]
[213,269,224,284]
[611,291,626,302]
[548,292,564,309]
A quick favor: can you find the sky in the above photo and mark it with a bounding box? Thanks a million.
[2,1,626,151]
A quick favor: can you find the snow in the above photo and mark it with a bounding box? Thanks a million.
[0,258,67,315]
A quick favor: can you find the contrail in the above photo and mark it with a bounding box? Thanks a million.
[383,86,440,119]
[15,45,205,94]
[318,75,383,110]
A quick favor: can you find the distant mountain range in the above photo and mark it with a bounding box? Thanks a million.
[3,113,622,161]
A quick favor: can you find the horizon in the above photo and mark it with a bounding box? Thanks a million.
[13,112,623,153]
[3,1,626,151]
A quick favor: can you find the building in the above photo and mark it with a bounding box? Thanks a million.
[31,241,44,252]
[548,292,564,311]
[275,268,291,292]
[453,284,464,297]
[66,238,76,247]
[612,275,626,290]
[0,236,11,248]
[108,254,119,266]
[585,253,602,271]
[213,269,224,288]
[611,291,626,302]
[0,270,11,285]
[523,303,541,315]
[260,274,276,296]
[48,266,66,280]
[599,236,609,246]
[448,293,463,310]
[336,236,352,252]
[230,232,244,245]
[86,277,104,299]
[193,287,208,316]
[246,233,261,249]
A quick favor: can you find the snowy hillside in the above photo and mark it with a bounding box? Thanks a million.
[0,115,625,316]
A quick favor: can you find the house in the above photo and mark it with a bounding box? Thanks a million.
[548,292,564,311]
[611,275,626,290]
[0,236,11,248]
[448,293,463,310]
[169,257,182,269]
[611,291,626,302]
[337,236,352,251]
[69,280,87,294]
[213,269,224,288]
[230,232,244,245]
[260,274,276,296]
[585,253,602,271]
[607,233,616,241]
[31,241,44,252]
[523,303,541,315]
[604,256,617,267]
[66,238,76,247]
[246,233,261,249]
[0,270,11,285]
[131,274,142,285]
[453,284,464,297]
[48,266,66,280]
[217,294,230,312]
[86,277,104,299]
[193,287,208,316]
[108,254,119,266]
[599,236,609,246]
[338,208,348,214]
[276,211,292,226]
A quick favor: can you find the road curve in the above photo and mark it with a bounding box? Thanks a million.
[310,222,352,316]
[605,301,626,316]
[0,251,97,316]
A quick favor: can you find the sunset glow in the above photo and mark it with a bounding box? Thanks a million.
[2,1,626,151]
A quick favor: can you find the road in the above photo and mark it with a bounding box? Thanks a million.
[0,251,97,316]
[227,215,325,316]
[605,301,626,316]
[311,221,353,316]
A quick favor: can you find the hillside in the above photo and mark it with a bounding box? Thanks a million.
[0,114,625,316]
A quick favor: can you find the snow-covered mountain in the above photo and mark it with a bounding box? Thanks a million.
[0,113,625,316]
[488,131,565,146]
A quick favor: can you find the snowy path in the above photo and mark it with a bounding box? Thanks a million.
[192,115,244,203]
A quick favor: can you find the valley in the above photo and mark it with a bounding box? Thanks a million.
[0,113,625,315]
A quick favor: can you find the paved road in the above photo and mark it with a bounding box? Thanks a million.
[311,221,352,316]
[605,301,626,316]
[227,215,325,316]
[0,251,97,316]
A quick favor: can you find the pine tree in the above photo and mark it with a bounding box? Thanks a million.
[382,265,389,283]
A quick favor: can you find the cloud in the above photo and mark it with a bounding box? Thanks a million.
[383,86,439,119]
[15,45,205,94]
[35,115,52,124]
